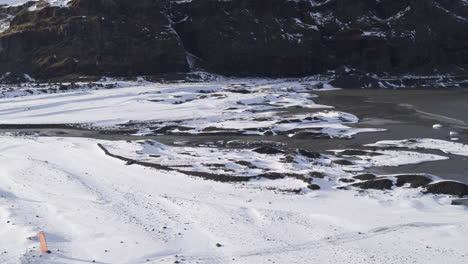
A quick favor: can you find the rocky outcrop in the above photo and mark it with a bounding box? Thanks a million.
[0,0,467,79]
[351,174,468,197]
[425,181,468,197]
[352,178,394,190]
[352,174,435,190]
[395,174,433,188]
[0,0,187,79]
[172,0,468,77]
[353,173,377,181]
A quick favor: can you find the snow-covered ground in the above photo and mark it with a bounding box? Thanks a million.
[1,136,468,264]
[0,78,380,138]
[0,0,70,7]
[0,78,467,264]
[367,138,468,157]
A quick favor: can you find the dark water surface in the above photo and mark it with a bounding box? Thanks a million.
[313,89,468,183]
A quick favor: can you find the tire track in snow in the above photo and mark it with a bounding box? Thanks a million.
[171,222,458,262]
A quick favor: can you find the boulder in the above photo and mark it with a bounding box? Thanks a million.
[395,174,433,188]
[353,173,377,181]
[308,171,326,179]
[339,178,355,183]
[297,149,321,159]
[424,181,468,197]
[252,146,285,155]
[451,199,468,206]
[352,178,394,190]
[336,149,383,156]
[308,184,321,190]
[332,159,354,166]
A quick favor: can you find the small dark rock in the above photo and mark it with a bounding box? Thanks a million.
[307,184,321,190]
[252,146,285,155]
[276,119,302,124]
[297,149,321,159]
[257,173,284,180]
[235,160,257,168]
[332,159,354,166]
[339,178,355,183]
[215,243,223,247]
[336,186,350,190]
[352,179,394,190]
[227,89,251,94]
[353,173,377,181]
[280,155,296,163]
[308,171,326,179]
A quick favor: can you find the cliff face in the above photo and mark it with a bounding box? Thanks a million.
[0,0,467,79]
[0,0,188,78]
[172,0,468,76]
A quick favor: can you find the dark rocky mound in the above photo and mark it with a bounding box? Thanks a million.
[297,149,321,159]
[352,178,394,190]
[451,199,468,206]
[395,174,433,188]
[1,0,468,79]
[353,173,377,181]
[338,178,355,183]
[309,171,326,179]
[252,146,285,154]
[352,174,434,190]
[425,181,468,197]
[308,184,321,190]
[351,174,468,197]
[332,159,354,166]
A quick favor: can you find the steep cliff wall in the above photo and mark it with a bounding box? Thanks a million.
[0,0,467,79]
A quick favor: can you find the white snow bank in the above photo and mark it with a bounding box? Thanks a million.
[0,79,379,138]
[367,138,468,157]
[332,149,449,168]
[0,0,70,7]
[101,139,351,183]
[0,135,467,264]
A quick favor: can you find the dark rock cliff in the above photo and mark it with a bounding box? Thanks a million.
[171,0,468,76]
[0,0,467,79]
[0,0,188,78]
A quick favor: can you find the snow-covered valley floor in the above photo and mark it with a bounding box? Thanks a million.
[0,77,467,264]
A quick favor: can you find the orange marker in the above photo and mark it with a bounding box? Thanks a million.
[36,232,51,254]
